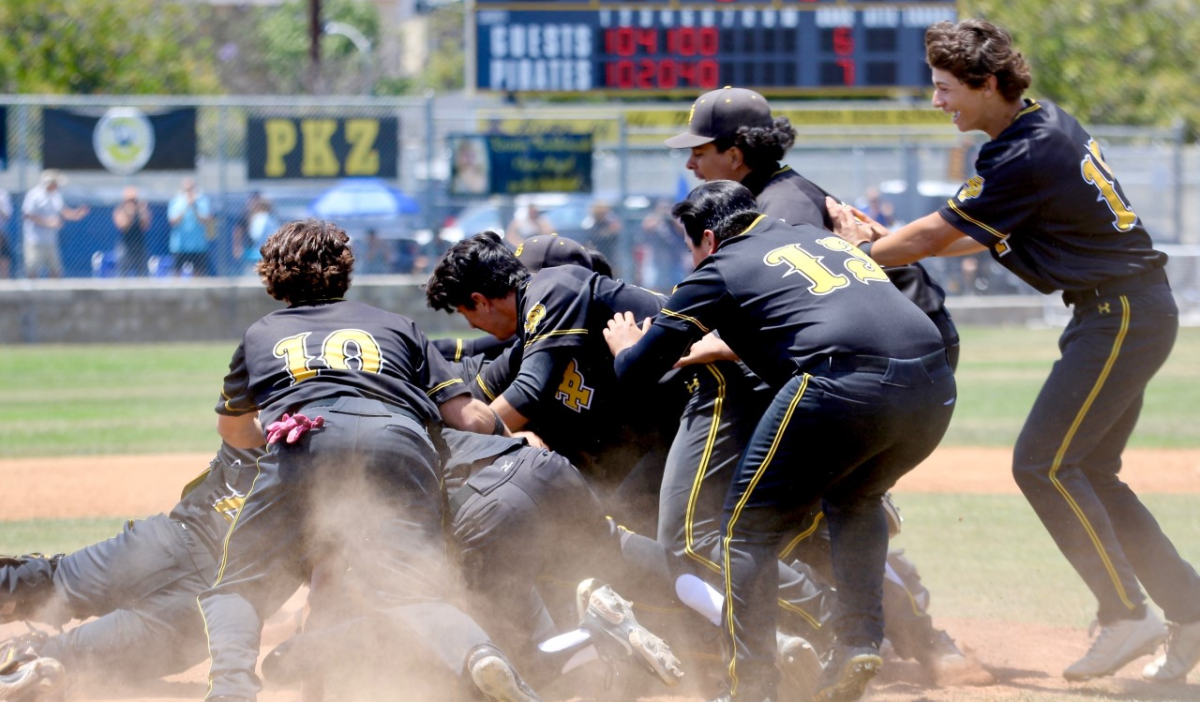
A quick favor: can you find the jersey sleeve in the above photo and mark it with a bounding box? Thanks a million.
[422,336,471,406]
[519,276,592,353]
[938,139,1038,250]
[498,348,559,418]
[216,342,257,416]
[615,265,725,386]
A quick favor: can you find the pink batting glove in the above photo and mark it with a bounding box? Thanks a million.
[266,413,325,444]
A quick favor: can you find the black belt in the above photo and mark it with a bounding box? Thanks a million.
[817,348,947,375]
[301,398,421,423]
[1062,267,1168,307]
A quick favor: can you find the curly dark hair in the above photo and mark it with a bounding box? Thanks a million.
[925,19,1031,102]
[672,180,761,247]
[425,231,531,313]
[256,219,354,303]
[710,117,797,174]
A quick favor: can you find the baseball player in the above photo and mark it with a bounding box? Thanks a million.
[0,443,300,699]
[606,181,956,702]
[665,85,985,687]
[260,427,688,700]
[827,18,1200,685]
[203,219,536,702]
[424,232,684,533]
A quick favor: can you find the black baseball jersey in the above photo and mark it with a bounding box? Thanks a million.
[216,298,468,428]
[938,99,1167,294]
[433,334,514,363]
[626,216,944,390]
[504,264,673,456]
[742,164,835,230]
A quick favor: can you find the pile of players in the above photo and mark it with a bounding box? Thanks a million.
[6,17,1200,702]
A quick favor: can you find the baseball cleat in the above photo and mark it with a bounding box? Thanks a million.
[812,645,882,702]
[467,644,542,702]
[0,656,65,702]
[776,631,821,699]
[1143,619,1200,682]
[919,629,994,686]
[1063,610,1166,681]
[580,584,685,687]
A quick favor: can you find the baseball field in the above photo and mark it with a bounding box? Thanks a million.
[3,325,1199,701]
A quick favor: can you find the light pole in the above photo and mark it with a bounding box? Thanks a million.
[324,21,374,95]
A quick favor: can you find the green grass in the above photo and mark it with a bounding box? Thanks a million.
[886,493,1200,629]
[944,326,1200,448]
[2,326,1199,457]
[0,518,129,556]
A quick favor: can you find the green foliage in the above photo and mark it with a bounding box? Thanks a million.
[0,0,221,94]
[963,0,1200,135]
[256,0,383,94]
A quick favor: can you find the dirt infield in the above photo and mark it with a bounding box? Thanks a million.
[4,446,1200,700]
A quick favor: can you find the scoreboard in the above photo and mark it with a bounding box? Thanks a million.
[472,0,958,95]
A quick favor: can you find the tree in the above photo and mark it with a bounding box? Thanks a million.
[964,0,1200,135]
[256,0,383,95]
[0,0,221,94]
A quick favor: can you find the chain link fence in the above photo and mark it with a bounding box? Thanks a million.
[1,94,1196,317]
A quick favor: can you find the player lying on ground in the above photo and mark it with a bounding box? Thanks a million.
[0,444,299,700]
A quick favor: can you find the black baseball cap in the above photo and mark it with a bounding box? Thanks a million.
[515,234,594,272]
[664,87,774,149]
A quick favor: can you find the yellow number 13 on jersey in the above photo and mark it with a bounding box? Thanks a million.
[764,237,890,295]
[274,329,384,384]
[1081,139,1138,232]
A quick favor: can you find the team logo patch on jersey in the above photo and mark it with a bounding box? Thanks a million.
[555,359,594,412]
[957,175,984,202]
[524,303,547,335]
[514,242,525,257]
[93,107,156,175]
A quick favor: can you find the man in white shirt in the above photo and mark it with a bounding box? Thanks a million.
[22,170,89,279]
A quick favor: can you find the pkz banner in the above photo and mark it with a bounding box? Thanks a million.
[486,133,593,195]
[247,117,398,180]
[43,107,196,174]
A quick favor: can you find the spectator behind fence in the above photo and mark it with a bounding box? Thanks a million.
[167,177,214,276]
[241,197,279,274]
[232,191,264,268]
[0,186,12,278]
[856,185,895,228]
[22,169,89,279]
[359,228,394,274]
[504,203,553,248]
[112,186,152,277]
[583,199,621,264]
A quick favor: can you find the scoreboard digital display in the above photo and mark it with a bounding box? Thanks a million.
[472,1,958,95]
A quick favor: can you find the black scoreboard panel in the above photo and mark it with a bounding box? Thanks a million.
[473,1,958,95]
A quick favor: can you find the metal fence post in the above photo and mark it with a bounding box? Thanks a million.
[617,113,632,280]
[1172,117,1185,244]
[424,90,437,232]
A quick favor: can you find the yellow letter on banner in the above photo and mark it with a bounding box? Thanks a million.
[344,119,381,175]
[301,119,340,177]
[264,120,298,177]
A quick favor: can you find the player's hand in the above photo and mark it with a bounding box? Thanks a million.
[266,413,325,444]
[825,196,888,245]
[603,311,650,356]
[513,430,548,449]
[675,333,738,367]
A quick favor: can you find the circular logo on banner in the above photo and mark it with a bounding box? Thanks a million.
[93,107,155,175]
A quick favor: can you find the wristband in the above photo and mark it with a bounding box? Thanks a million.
[857,241,873,258]
[492,411,507,436]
